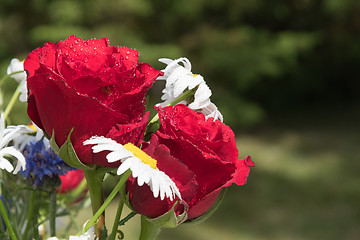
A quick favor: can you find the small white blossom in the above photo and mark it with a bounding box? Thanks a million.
[157,57,223,122]
[0,114,31,174]
[84,136,182,201]
[7,58,26,82]
[69,226,97,240]
[7,58,28,102]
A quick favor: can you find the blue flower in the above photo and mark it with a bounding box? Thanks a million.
[20,138,74,188]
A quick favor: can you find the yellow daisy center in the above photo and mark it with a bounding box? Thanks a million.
[28,124,37,132]
[193,74,198,77]
[124,143,157,169]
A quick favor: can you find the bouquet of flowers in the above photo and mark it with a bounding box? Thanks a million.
[0,35,254,240]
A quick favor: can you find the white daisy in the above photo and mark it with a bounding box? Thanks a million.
[156,57,223,122]
[0,114,31,174]
[12,123,44,151]
[7,58,28,102]
[84,136,182,201]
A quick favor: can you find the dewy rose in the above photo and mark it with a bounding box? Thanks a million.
[25,35,162,167]
[126,104,254,221]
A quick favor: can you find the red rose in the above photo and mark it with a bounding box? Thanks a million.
[126,104,254,220]
[25,35,162,167]
[57,169,85,194]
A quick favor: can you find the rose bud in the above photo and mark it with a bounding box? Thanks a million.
[126,104,254,223]
[57,169,85,194]
[25,35,162,167]
[57,169,87,205]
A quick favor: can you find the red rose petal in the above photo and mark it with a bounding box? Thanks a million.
[127,135,197,218]
[27,69,129,166]
[113,47,139,71]
[230,156,254,186]
[56,35,112,73]
[106,111,150,146]
[156,137,235,198]
[25,35,162,167]
[157,105,239,164]
[24,41,57,77]
[27,94,44,130]
[187,189,221,220]
[128,104,252,220]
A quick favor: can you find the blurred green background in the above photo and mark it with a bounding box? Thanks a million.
[1,0,360,239]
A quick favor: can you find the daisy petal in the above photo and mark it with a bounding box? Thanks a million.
[150,176,160,198]
[85,136,182,201]
[0,157,14,172]
[3,147,27,174]
[156,57,223,122]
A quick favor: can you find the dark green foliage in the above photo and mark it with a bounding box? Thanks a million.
[1,0,359,128]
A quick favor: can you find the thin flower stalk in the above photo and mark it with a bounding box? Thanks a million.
[84,169,132,233]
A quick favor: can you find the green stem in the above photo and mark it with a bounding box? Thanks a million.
[139,216,161,240]
[49,189,57,237]
[32,212,39,240]
[84,170,131,233]
[3,84,21,122]
[84,170,105,238]
[146,87,198,135]
[108,195,124,240]
[118,212,137,226]
[0,71,24,87]
[168,86,198,107]
[0,197,17,240]
[150,87,197,124]
[22,190,36,240]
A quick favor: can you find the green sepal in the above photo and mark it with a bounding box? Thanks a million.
[49,130,60,153]
[145,201,188,228]
[49,129,95,170]
[185,188,227,225]
[140,216,161,240]
[94,166,115,181]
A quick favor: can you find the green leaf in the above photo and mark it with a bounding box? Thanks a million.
[49,130,60,153]
[50,129,95,170]
[145,201,188,228]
